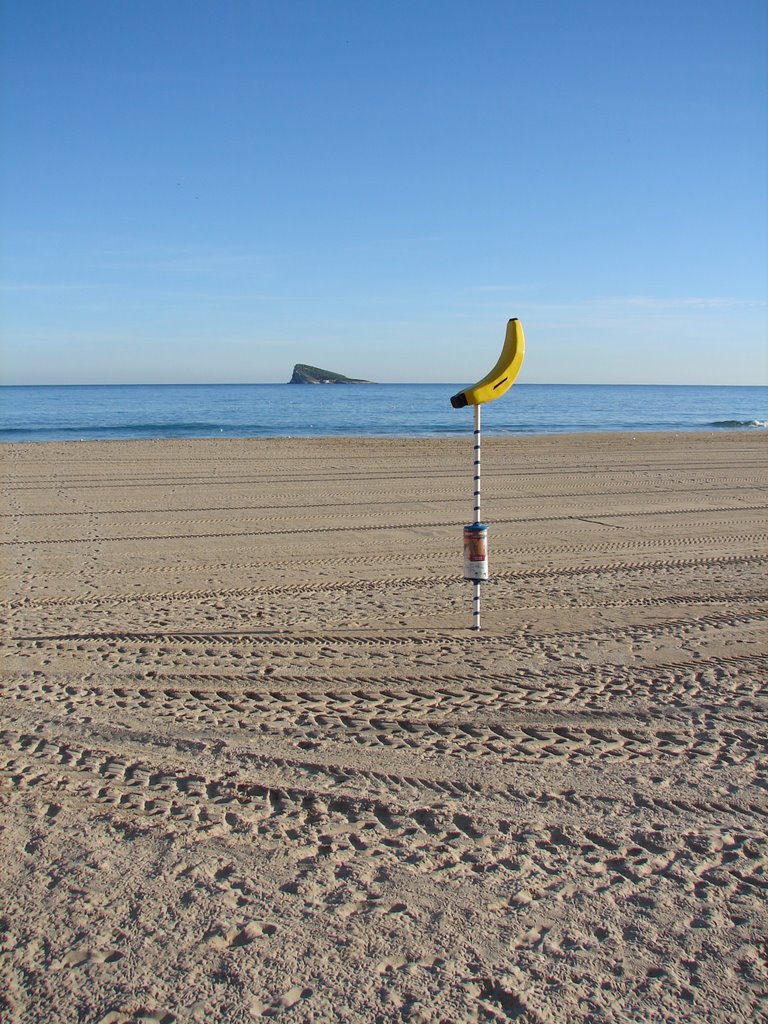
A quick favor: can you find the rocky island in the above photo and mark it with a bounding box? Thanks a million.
[289,363,373,384]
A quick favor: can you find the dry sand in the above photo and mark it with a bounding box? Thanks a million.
[0,432,766,1024]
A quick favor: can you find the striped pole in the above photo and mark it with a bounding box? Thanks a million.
[473,403,481,631]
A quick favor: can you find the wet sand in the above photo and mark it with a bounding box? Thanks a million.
[1,432,766,1023]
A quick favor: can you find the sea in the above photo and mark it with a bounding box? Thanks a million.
[0,384,766,443]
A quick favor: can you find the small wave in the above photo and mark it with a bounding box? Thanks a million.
[710,419,767,429]
[0,422,239,442]
[0,421,228,434]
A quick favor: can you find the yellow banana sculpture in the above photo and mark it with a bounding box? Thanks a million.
[450,318,525,408]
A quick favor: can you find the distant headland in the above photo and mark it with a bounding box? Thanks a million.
[289,363,373,384]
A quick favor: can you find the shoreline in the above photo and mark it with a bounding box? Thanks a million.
[1,432,766,1023]
[2,424,767,445]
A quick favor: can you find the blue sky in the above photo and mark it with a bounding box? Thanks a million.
[1,0,766,385]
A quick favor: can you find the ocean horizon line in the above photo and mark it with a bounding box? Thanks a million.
[2,381,767,389]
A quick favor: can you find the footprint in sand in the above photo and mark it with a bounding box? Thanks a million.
[59,945,124,969]
[204,920,277,949]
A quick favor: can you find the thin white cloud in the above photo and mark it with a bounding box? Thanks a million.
[596,295,767,309]
[517,294,768,334]
[99,245,261,274]
[461,283,539,293]
[0,281,95,292]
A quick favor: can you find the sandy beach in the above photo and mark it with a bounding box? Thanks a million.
[1,431,766,1023]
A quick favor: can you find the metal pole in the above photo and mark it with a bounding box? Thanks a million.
[473,403,481,631]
